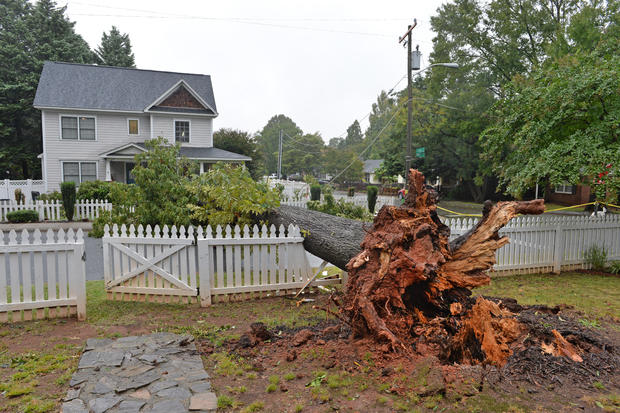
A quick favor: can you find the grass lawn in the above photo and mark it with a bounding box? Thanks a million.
[0,272,618,412]
[474,272,620,323]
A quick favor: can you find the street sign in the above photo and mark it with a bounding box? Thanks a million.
[416,147,425,158]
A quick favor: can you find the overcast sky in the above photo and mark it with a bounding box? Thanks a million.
[63,0,448,142]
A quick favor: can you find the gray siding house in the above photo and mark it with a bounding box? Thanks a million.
[34,61,250,192]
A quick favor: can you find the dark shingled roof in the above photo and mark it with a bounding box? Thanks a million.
[34,61,217,114]
[363,159,383,173]
[131,142,251,161]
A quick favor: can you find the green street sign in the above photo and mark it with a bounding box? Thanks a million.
[415,147,425,158]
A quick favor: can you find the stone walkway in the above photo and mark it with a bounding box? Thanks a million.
[61,333,217,413]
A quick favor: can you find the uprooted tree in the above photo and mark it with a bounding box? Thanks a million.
[268,169,585,367]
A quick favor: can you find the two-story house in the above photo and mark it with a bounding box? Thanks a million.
[34,61,250,192]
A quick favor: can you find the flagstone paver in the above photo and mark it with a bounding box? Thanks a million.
[61,333,216,413]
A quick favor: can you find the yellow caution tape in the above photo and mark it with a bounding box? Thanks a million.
[437,201,618,216]
[543,202,595,213]
[436,206,482,217]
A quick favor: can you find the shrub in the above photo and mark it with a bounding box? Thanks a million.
[367,185,378,213]
[6,209,39,223]
[307,194,373,221]
[608,261,620,274]
[76,180,112,200]
[347,187,355,197]
[310,184,321,201]
[187,163,280,227]
[60,182,76,221]
[39,191,62,202]
[584,245,607,271]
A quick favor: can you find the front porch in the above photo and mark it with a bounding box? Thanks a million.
[100,142,252,184]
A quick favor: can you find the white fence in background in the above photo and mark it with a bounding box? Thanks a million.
[281,194,399,212]
[0,179,46,203]
[102,223,331,305]
[267,179,310,202]
[0,199,112,222]
[330,194,399,211]
[443,214,620,274]
[0,228,86,322]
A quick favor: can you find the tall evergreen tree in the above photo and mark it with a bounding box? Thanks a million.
[344,120,363,147]
[95,26,136,67]
[0,0,94,179]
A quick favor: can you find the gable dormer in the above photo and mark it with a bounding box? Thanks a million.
[145,80,216,115]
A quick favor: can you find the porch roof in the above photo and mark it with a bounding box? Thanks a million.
[99,142,251,162]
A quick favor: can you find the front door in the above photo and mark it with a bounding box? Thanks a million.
[125,162,135,184]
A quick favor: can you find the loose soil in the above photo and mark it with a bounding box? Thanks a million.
[199,294,620,413]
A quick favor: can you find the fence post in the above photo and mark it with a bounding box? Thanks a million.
[197,235,212,307]
[69,229,87,320]
[552,224,564,274]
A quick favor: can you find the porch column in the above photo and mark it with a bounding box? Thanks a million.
[199,162,204,174]
[105,159,111,181]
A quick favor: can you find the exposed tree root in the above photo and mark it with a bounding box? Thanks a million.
[340,169,551,367]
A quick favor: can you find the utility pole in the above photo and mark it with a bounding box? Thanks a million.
[277,129,283,179]
[399,19,417,183]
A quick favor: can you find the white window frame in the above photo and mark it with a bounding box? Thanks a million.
[174,119,191,143]
[61,161,98,184]
[554,183,574,194]
[127,118,140,135]
[59,114,97,141]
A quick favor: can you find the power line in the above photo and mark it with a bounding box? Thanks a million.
[70,2,409,22]
[329,99,407,183]
[68,2,400,37]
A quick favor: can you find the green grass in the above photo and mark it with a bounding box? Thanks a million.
[474,272,620,320]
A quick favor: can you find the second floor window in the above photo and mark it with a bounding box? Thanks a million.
[175,120,190,143]
[61,116,96,140]
[128,119,139,135]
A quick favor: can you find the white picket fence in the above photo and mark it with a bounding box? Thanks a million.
[102,223,332,305]
[444,214,620,274]
[0,199,112,222]
[281,194,398,212]
[0,228,86,323]
[0,179,46,203]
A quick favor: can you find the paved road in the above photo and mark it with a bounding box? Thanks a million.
[3,231,103,282]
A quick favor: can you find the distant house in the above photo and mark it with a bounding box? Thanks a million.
[546,182,592,205]
[363,159,383,184]
[34,61,250,192]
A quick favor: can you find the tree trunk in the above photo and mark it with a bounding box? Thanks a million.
[266,205,368,270]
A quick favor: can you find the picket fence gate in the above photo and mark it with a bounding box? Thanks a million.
[0,199,112,222]
[0,228,86,323]
[443,214,620,274]
[102,223,332,305]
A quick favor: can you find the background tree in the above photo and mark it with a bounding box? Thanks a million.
[344,120,363,148]
[481,40,619,200]
[255,115,302,176]
[95,26,136,67]
[280,133,325,176]
[0,0,94,179]
[213,128,262,179]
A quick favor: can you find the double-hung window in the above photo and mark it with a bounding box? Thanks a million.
[175,120,190,143]
[61,116,96,140]
[62,162,97,183]
[554,183,575,194]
